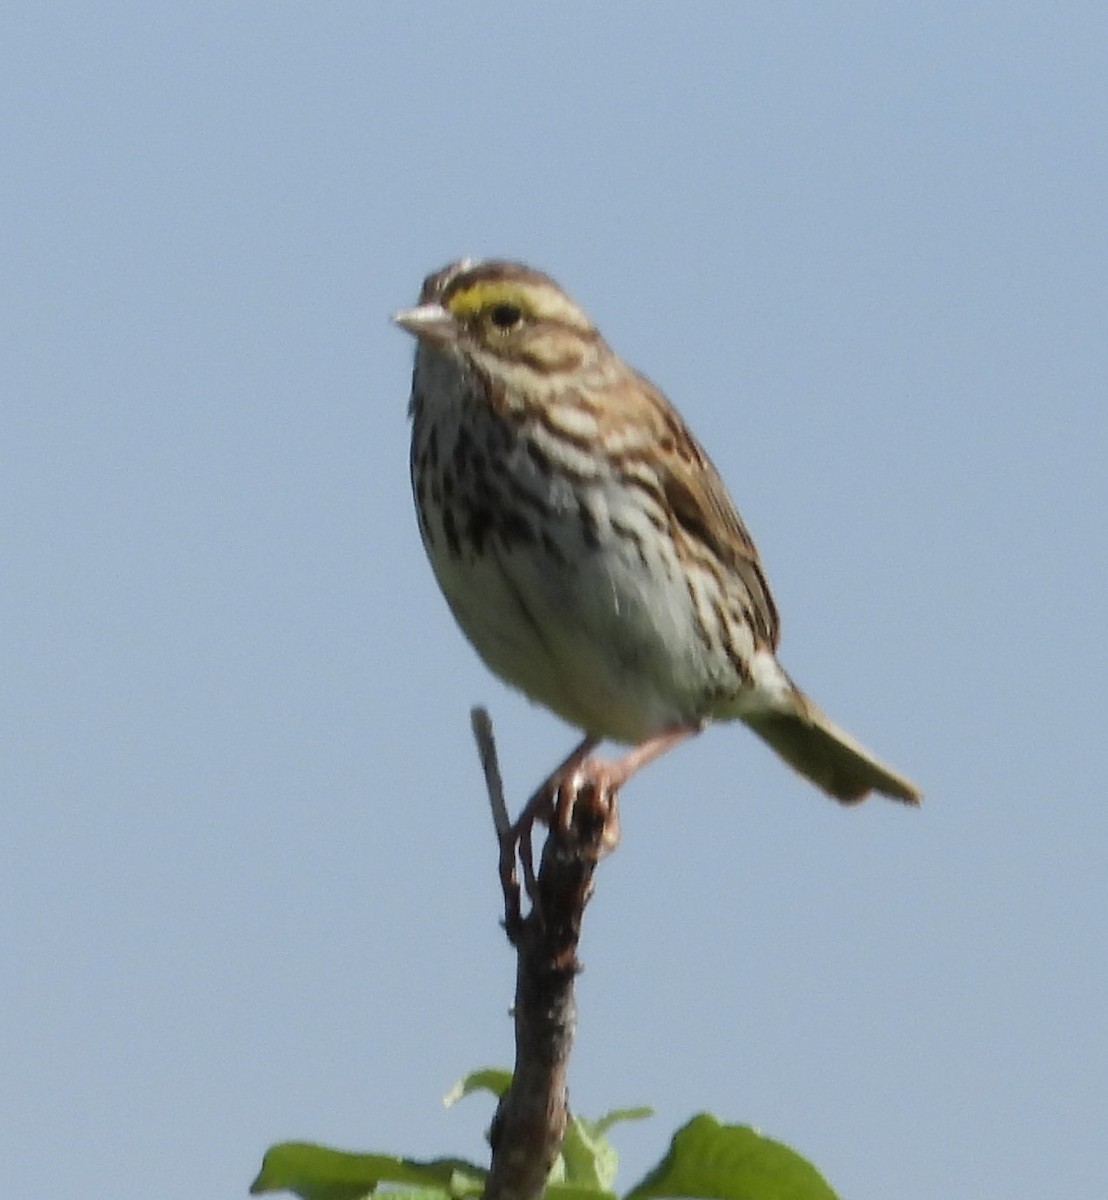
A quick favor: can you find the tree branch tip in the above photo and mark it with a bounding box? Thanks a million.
[471,706,511,839]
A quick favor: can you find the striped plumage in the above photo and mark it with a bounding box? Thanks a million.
[396,259,919,806]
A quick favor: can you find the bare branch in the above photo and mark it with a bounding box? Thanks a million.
[472,706,510,839]
[470,711,618,1200]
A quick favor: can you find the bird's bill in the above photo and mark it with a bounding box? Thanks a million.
[392,302,457,343]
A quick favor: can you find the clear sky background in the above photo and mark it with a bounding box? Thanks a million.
[3,5,1106,1199]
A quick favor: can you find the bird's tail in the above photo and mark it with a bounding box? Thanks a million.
[742,683,921,805]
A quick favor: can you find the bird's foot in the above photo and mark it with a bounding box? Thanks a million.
[499,722,705,913]
[498,734,600,913]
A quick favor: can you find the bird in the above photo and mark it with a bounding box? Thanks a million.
[394,257,920,835]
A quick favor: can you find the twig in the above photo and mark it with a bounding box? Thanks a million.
[471,707,510,839]
[470,708,617,1200]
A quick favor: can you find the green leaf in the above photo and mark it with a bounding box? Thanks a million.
[250,1143,486,1200]
[624,1114,839,1200]
[546,1184,619,1200]
[368,1192,452,1200]
[557,1107,650,1192]
[443,1067,514,1107]
[592,1107,653,1137]
[560,1113,618,1191]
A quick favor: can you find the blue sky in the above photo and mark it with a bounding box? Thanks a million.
[3,5,1106,1199]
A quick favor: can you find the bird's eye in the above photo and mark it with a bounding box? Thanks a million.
[489,302,523,331]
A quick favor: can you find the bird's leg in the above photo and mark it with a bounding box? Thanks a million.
[545,721,705,873]
[501,733,600,902]
[502,722,705,907]
[573,721,706,817]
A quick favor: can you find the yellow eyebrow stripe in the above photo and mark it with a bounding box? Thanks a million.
[446,282,531,319]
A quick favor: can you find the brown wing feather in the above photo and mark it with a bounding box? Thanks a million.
[600,364,781,649]
[661,441,780,650]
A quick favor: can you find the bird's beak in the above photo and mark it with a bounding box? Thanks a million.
[391,302,458,344]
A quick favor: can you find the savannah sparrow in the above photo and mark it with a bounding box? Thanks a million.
[394,259,920,816]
